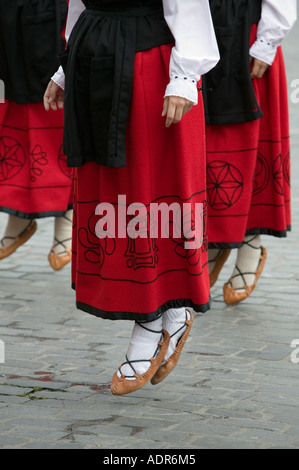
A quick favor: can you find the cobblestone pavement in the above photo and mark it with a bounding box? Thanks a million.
[0,25,299,450]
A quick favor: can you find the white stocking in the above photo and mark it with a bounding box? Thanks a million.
[230,235,262,292]
[52,209,73,255]
[162,308,190,362]
[1,215,33,248]
[117,316,163,380]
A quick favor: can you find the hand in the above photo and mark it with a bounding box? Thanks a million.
[44,80,64,111]
[162,96,193,128]
[250,56,269,79]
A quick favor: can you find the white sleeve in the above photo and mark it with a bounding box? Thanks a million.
[163,0,220,105]
[51,0,86,89]
[249,0,297,66]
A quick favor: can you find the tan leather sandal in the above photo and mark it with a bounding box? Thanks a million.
[151,310,194,385]
[0,220,37,260]
[48,248,72,271]
[223,246,267,305]
[111,330,170,395]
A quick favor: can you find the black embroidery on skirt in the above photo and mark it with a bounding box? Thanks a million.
[168,200,208,266]
[283,151,291,187]
[74,192,207,282]
[30,145,48,182]
[125,212,159,271]
[252,152,270,197]
[77,208,116,268]
[58,144,75,180]
[207,161,244,211]
[272,154,284,196]
[0,136,26,181]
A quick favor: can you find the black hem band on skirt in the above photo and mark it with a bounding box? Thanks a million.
[73,290,211,321]
[208,225,292,249]
[0,204,73,220]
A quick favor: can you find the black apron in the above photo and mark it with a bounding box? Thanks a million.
[60,0,174,169]
[0,0,68,103]
[202,0,263,125]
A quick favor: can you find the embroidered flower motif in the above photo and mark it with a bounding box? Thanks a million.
[0,137,26,182]
[207,161,243,210]
[30,145,48,183]
[272,154,284,195]
[252,152,270,197]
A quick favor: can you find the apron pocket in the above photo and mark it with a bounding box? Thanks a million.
[21,12,63,86]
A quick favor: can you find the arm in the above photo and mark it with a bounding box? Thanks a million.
[163,0,219,106]
[51,0,86,90]
[250,0,297,66]
[44,0,85,110]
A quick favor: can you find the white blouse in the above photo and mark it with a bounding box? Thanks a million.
[52,0,220,105]
[250,0,297,65]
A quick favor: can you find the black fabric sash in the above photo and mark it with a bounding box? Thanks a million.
[60,2,174,169]
[0,0,68,104]
[202,0,263,125]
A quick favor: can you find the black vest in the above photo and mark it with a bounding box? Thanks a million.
[0,0,68,103]
[60,0,174,168]
[202,0,263,125]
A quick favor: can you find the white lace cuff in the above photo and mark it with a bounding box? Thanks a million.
[51,66,65,90]
[249,37,278,66]
[164,75,199,105]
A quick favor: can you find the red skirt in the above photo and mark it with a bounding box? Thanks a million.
[0,101,74,218]
[72,45,210,321]
[206,33,291,247]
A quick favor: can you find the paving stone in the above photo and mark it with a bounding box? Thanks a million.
[0,22,299,450]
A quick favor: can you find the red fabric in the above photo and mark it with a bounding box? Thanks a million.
[0,101,74,217]
[72,45,210,319]
[206,26,291,245]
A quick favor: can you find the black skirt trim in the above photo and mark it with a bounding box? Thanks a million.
[246,226,291,237]
[0,204,73,220]
[208,225,291,249]
[73,289,211,321]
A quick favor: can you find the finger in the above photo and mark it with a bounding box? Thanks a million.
[44,98,50,112]
[165,101,176,127]
[257,63,269,78]
[43,84,52,111]
[173,101,188,124]
[172,104,184,124]
[251,59,269,79]
[162,97,169,117]
[250,61,260,79]
[182,102,193,116]
[50,101,58,111]
[57,94,64,110]
[44,82,58,111]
